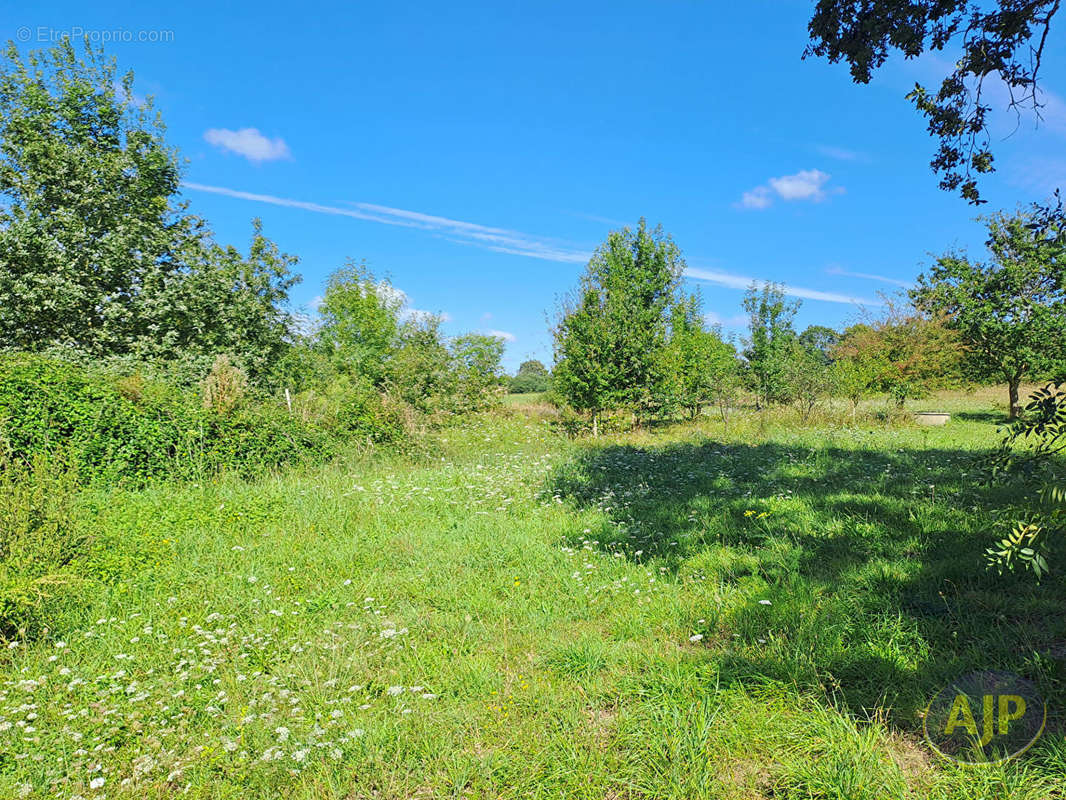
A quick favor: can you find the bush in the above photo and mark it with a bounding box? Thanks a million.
[0,352,340,485]
[509,372,550,394]
[201,354,248,414]
[0,454,88,636]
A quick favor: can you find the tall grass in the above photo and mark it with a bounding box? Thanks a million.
[0,391,1061,798]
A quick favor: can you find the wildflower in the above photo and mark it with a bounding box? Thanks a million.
[758,600,772,606]
[387,686,404,696]
[689,634,704,643]
[89,777,105,789]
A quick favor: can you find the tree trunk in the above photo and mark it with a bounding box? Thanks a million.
[1008,378,1021,420]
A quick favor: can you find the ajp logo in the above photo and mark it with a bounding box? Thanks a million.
[923,671,1046,764]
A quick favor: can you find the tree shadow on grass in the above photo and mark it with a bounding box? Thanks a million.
[545,437,1066,738]
[953,410,1008,424]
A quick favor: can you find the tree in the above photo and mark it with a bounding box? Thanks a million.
[663,293,738,419]
[509,359,551,394]
[0,39,301,379]
[0,38,198,355]
[829,333,885,421]
[449,333,506,412]
[783,341,834,422]
[911,206,1066,418]
[806,1,1061,204]
[552,219,685,430]
[317,260,402,385]
[742,283,800,408]
[844,301,963,407]
[179,219,301,383]
[798,324,839,365]
[388,314,451,412]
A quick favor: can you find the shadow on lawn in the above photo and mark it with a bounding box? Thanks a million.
[953,410,1009,424]
[545,437,1066,737]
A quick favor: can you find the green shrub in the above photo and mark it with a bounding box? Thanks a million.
[292,377,411,446]
[0,454,88,636]
[0,352,342,485]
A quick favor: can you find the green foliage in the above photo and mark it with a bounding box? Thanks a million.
[447,333,506,413]
[663,293,738,419]
[742,282,800,407]
[317,260,403,385]
[913,205,1066,418]
[782,341,833,422]
[0,454,88,636]
[0,352,336,485]
[840,301,962,407]
[806,0,1061,203]
[985,381,1066,579]
[828,347,882,420]
[177,219,302,383]
[387,315,452,413]
[0,39,191,356]
[797,324,839,364]
[509,360,551,394]
[553,219,685,428]
[0,40,301,378]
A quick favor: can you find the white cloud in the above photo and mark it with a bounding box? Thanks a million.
[768,169,832,201]
[825,264,912,288]
[685,267,877,306]
[704,310,748,328]
[181,182,591,263]
[736,169,842,210]
[203,128,291,163]
[484,329,516,342]
[739,187,773,209]
[376,284,451,323]
[816,145,864,162]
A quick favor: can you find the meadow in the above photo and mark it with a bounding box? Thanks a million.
[3,388,1065,799]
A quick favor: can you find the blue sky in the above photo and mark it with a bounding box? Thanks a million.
[6,0,1066,371]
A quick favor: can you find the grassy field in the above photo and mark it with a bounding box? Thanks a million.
[3,388,1065,799]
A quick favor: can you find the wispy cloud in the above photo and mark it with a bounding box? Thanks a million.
[183,181,876,307]
[704,310,748,328]
[826,264,912,288]
[685,267,877,306]
[181,182,592,263]
[203,128,292,163]
[1007,154,1066,196]
[484,329,517,342]
[815,145,866,162]
[568,211,632,227]
[736,169,843,210]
